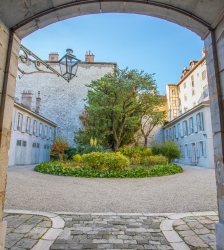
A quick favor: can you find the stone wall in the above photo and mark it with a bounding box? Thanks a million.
[15,61,115,146]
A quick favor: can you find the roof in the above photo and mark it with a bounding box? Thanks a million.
[14,102,57,127]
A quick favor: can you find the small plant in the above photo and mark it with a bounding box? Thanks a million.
[141,155,167,167]
[152,141,181,163]
[73,154,82,165]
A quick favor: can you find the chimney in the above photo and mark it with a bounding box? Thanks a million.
[49,52,59,61]
[21,90,33,109]
[35,91,41,114]
[85,50,95,63]
[182,67,189,76]
[202,48,206,57]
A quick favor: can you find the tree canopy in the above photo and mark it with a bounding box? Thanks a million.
[74,67,165,151]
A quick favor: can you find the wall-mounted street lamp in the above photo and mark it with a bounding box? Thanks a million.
[58,49,80,81]
[18,45,81,82]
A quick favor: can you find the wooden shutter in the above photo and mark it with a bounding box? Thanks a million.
[21,115,26,133]
[13,110,18,130]
[193,115,198,133]
[203,141,207,157]
[200,112,204,131]
[29,118,34,135]
[36,121,40,137]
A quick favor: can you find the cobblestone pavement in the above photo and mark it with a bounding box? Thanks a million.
[173,215,219,250]
[3,211,219,250]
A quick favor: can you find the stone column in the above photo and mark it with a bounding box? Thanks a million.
[204,17,224,250]
[0,19,21,249]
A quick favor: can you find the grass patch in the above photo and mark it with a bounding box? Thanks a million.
[34,162,183,178]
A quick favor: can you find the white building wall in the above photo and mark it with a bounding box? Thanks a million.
[163,103,214,168]
[8,105,56,166]
[15,61,115,146]
[178,59,209,113]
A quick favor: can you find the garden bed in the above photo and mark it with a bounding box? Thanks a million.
[34,162,183,178]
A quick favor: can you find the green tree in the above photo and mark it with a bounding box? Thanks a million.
[140,98,166,146]
[75,67,160,151]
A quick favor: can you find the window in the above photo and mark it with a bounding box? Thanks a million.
[189,117,194,134]
[202,70,207,80]
[172,100,176,106]
[192,89,195,96]
[173,126,176,139]
[191,75,194,87]
[184,82,186,88]
[17,113,23,131]
[33,120,36,135]
[203,85,208,98]
[177,86,180,94]
[17,140,22,146]
[39,123,42,136]
[193,102,196,107]
[26,117,30,133]
[196,113,203,131]
[165,130,168,141]
[184,94,187,102]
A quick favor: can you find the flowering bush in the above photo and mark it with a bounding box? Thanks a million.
[51,136,69,161]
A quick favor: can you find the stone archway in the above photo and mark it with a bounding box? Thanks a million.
[0,1,224,249]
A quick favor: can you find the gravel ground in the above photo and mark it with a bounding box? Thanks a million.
[5,165,217,213]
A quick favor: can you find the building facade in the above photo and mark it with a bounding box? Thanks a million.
[15,51,116,146]
[164,50,214,168]
[8,92,57,166]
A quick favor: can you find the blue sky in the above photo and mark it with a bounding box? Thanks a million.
[22,13,204,94]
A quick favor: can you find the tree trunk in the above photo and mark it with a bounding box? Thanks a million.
[144,136,148,147]
[113,140,119,151]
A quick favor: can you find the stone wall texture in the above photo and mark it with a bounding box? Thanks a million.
[15,62,115,146]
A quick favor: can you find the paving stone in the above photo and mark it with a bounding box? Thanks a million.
[143,245,157,249]
[6,218,28,228]
[157,245,172,250]
[25,226,48,239]
[82,243,98,249]
[97,244,114,249]
[173,219,186,226]
[13,224,34,233]
[50,243,69,249]
[206,215,219,221]
[178,230,196,237]
[184,235,209,248]
[14,238,37,248]
[199,233,216,245]
[70,230,83,235]
[108,238,123,244]
[68,243,83,249]
[124,239,137,244]
[187,222,204,230]
[175,224,190,231]
[194,227,210,234]
[5,233,24,248]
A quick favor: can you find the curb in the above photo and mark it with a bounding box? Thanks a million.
[4,209,65,250]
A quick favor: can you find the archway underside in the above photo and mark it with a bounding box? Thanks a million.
[0,0,224,39]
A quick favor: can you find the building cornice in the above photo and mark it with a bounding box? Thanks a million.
[14,102,57,126]
[163,101,210,128]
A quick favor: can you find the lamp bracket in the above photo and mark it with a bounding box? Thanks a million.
[18,45,70,82]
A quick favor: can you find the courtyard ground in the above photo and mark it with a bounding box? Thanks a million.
[3,165,218,249]
[5,165,217,213]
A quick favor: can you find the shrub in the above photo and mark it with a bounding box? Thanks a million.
[82,152,130,170]
[152,141,181,163]
[149,155,167,165]
[103,152,130,170]
[82,152,104,170]
[63,154,68,161]
[51,136,69,161]
[73,154,82,164]
[81,145,106,154]
[118,146,153,158]
[34,162,183,178]
[65,148,77,160]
